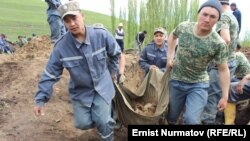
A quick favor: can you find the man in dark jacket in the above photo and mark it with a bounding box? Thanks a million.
[134,30,147,55]
[230,2,241,33]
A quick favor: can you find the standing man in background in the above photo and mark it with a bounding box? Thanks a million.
[230,3,241,33]
[135,30,147,55]
[45,0,66,43]
[115,23,125,52]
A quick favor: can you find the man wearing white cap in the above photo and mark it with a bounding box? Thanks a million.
[115,23,125,52]
[33,1,121,140]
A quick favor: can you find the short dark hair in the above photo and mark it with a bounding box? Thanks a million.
[236,43,242,49]
[230,3,236,7]
[143,30,147,34]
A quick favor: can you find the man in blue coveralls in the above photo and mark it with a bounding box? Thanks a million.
[33,1,121,141]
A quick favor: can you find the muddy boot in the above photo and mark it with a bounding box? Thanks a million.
[224,103,236,125]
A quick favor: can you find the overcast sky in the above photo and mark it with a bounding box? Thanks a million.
[61,0,249,39]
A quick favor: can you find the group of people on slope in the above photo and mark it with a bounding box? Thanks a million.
[0,34,14,54]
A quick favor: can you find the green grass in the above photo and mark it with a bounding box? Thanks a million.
[241,31,250,47]
[3,0,249,48]
[0,0,48,41]
[0,0,113,42]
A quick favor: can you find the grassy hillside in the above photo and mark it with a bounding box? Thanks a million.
[0,0,113,42]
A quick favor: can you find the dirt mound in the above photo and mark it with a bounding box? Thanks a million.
[13,36,52,61]
[123,55,144,92]
[0,57,75,140]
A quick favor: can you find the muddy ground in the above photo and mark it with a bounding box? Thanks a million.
[0,36,249,141]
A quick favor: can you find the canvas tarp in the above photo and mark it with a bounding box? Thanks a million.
[114,69,170,126]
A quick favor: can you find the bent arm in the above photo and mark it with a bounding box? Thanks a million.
[219,29,231,46]
[106,31,121,76]
[166,32,178,68]
[242,74,250,81]
[35,50,63,106]
[45,0,61,8]
[115,29,124,36]
[139,48,150,72]
[136,34,141,44]
[119,53,126,75]
[236,73,250,94]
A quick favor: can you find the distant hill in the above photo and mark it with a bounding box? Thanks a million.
[0,0,113,41]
